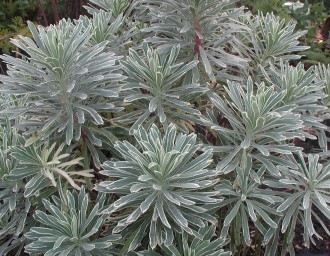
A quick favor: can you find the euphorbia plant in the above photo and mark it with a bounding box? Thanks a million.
[0,0,329,255]
[95,124,219,251]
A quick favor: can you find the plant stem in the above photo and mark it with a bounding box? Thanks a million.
[81,139,92,190]
[38,0,48,26]
[50,0,60,24]
[57,177,68,212]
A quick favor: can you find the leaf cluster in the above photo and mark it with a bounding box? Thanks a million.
[0,0,329,255]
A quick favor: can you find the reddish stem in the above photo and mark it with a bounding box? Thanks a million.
[194,34,202,55]
[82,130,87,142]
[50,0,60,24]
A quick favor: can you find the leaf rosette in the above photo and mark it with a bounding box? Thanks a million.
[95,124,220,250]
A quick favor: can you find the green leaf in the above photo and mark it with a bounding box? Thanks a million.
[223,201,241,226]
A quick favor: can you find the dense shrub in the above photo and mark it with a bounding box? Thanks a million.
[0,0,329,255]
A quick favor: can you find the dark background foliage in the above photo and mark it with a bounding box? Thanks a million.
[1,0,328,74]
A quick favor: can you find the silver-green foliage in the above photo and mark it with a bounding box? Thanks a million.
[215,156,282,247]
[315,63,330,108]
[0,122,30,255]
[314,63,330,151]
[95,124,219,250]
[137,226,230,256]
[241,12,309,70]
[25,187,121,256]
[261,61,326,137]
[265,153,330,248]
[83,0,143,57]
[114,43,206,133]
[85,0,131,17]
[80,9,138,57]
[1,0,330,254]
[206,78,303,175]
[80,10,124,47]
[0,20,124,146]
[7,142,88,197]
[142,0,248,81]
